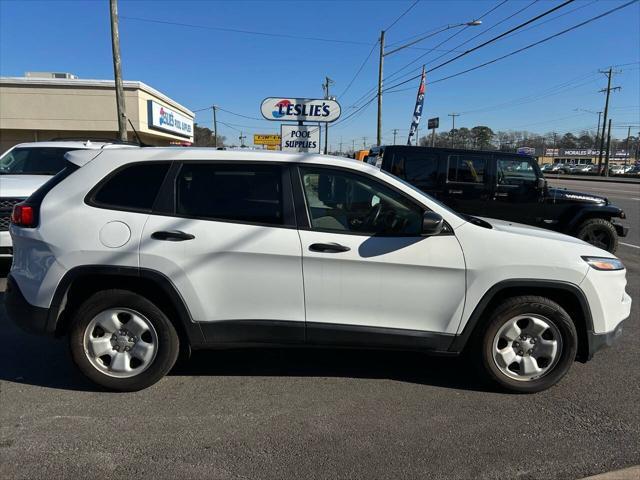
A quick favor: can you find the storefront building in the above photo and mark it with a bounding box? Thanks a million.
[0,73,194,151]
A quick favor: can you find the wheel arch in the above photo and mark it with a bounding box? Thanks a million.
[450,280,593,362]
[49,266,205,351]
[564,206,621,234]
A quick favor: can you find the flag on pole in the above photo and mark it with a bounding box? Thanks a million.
[407,66,426,146]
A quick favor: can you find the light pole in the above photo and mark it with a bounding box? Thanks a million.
[376,20,482,146]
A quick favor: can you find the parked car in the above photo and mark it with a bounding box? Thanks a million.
[540,164,554,172]
[366,146,627,253]
[6,148,631,393]
[0,140,134,256]
[579,164,597,173]
[549,163,571,174]
[609,165,626,175]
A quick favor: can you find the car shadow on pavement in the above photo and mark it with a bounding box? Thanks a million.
[171,347,495,392]
[0,287,494,393]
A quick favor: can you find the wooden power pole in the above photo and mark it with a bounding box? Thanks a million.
[109,0,127,142]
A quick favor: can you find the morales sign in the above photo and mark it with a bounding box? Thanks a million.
[261,98,341,122]
[147,101,193,138]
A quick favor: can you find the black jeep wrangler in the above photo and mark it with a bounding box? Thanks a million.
[366,146,627,253]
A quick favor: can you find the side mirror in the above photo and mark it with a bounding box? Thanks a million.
[536,177,546,190]
[422,212,444,236]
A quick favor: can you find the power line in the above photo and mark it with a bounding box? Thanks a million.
[385,0,420,31]
[120,15,373,46]
[338,40,379,99]
[384,0,638,93]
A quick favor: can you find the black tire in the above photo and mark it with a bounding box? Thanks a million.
[576,218,618,253]
[69,289,179,391]
[478,295,578,394]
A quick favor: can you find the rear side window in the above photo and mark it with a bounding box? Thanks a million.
[447,155,487,183]
[391,152,439,188]
[177,163,283,225]
[92,163,170,211]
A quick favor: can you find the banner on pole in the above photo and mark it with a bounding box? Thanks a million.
[407,67,426,146]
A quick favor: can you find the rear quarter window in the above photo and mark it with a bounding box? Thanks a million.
[89,163,170,212]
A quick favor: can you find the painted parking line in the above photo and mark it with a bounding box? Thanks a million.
[620,242,640,249]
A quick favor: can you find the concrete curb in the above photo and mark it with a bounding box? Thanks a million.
[580,466,640,479]
[544,174,640,185]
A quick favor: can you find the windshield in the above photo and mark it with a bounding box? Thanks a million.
[0,147,78,175]
[379,168,464,220]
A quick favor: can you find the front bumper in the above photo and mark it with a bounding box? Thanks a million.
[586,320,625,361]
[4,274,53,336]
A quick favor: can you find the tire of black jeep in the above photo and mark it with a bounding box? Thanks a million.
[69,289,179,391]
[479,295,578,394]
[576,218,618,253]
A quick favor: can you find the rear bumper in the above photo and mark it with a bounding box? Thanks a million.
[586,320,625,361]
[4,274,53,336]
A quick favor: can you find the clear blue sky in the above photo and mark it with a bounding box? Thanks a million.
[1,0,639,148]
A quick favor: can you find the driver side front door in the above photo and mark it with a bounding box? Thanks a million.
[295,165,466,347]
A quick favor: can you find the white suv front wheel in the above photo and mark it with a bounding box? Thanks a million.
[480,296,578,393]
[69,290,179,391]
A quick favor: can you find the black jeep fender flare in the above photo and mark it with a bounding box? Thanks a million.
[564,205,625,234]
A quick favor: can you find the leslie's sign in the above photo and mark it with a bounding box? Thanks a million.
[261,98,341,122]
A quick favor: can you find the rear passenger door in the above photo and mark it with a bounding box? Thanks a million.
[139,162,305,344]
[442,153,490,216]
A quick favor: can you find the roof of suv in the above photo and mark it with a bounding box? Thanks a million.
[10,141,138,150]
[66,147,373,170]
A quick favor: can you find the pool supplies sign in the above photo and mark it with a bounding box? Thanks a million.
[261,98,341,122]
[281,125,320,153]
[147,101,193,138]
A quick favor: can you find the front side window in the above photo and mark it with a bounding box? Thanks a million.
[0,147,76,175]
[497,158,537,186]
[93,163,170,211]
[300,167,422,235]
[447,155,487,184]
[177,164,283,225]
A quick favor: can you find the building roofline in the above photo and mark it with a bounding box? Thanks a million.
[0,76,194,117]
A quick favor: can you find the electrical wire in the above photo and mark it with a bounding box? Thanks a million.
[383,0,637,94]
[338,40,379,99]
[120,15,372,46]
[385,0,420,31]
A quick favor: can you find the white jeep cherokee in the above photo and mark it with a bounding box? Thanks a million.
[5,148,631,392]
[0,141,134,256]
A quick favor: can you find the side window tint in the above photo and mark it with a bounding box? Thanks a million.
[93,163,170,211]
[300,167,423,236]
[447,155,487,183]
[497,158,537,186]
[177,164,283,225]
[392,153,439,187]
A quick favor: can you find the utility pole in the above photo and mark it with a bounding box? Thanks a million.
[448,113,459,148]
[597,68,621,174]
[376,30,385,146]
[392,129,398,145]
[322,76,334,154]
[362,137,368,149]
[339,137,344,154]
[212,105,218,147]
[431,125,436,147]
[352,139,356,152]
[624,126,631,166]
[109,0,127,142]
[604,119,613,176]
[594,111,602,149]
[239,131,246,148]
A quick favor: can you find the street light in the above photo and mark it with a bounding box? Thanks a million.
[376,20,482,145]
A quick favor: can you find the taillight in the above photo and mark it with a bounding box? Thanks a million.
[11,204,36,228]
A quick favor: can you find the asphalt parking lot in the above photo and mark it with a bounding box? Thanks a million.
[1,179,638,479]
